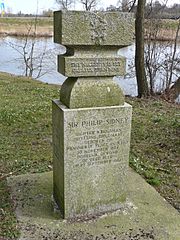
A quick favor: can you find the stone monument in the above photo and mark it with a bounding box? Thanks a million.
[52,11,134,219]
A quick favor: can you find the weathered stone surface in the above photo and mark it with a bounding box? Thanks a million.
[7,170,180,239]
[52,100,132,218]
[58,56,126,77]
[53,10,133,219]
[54,11,134,46]
[60,78,125,108]
[54,11,134,108]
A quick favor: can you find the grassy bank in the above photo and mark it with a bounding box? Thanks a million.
[0,72,179,238]
[0,73,59,238]
[0,17,53,26]
[0,17,53,37]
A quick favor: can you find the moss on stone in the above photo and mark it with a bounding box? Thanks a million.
[60,78,125,108]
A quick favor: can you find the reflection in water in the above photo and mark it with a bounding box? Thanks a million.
[0,36,179,98]
[0,36,66,85]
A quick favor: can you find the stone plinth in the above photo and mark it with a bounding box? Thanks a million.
[8,171,180,239]
[52,100,132,219]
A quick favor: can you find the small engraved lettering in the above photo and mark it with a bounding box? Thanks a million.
[67,58,123,76]
[66,115,131,167]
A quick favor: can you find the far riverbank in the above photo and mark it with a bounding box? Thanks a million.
[0,17,180,41]
[0,17,53,37]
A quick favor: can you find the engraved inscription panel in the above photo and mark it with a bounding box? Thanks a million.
[64,109,132,168]
[53,101,132,218]
[58,57,125,77]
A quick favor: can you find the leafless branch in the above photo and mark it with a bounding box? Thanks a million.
[80,0,99,11]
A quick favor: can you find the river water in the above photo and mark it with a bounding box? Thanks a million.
[0,36,66,84]
[0,36,179,97]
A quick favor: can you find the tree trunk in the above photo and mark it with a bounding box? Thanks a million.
[135,0,149,98]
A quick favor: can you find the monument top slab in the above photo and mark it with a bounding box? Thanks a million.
[54,11,134,47]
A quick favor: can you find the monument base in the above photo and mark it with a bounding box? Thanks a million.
[52,100,132,219]
[7,170,180,240]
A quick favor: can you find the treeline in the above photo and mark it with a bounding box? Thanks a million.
[3,1,180,19]
[108,1,180,20]
[2,9,53,18]
[145,2,180,19]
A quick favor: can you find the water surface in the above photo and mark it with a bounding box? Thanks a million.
[0,36,179,98]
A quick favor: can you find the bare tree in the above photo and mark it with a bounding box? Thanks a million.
[135,0,149,97]
[6,16,49,79]
[117,0,137,12]
[79,0,100,11]
[145,18,163,94]
[122,0,130,11]
[145,0,168,19]
[55,0,75,10]
[106,5,118,11]
[144,1,180,95]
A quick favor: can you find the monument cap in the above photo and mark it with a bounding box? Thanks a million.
[54,11,134,46]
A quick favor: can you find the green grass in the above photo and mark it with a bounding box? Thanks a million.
[0,17,53,26]
[127,97,180,211]
[0,72,59,238]
[0,72,179,238]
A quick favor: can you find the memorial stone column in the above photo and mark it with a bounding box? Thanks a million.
[53,11,134,219]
